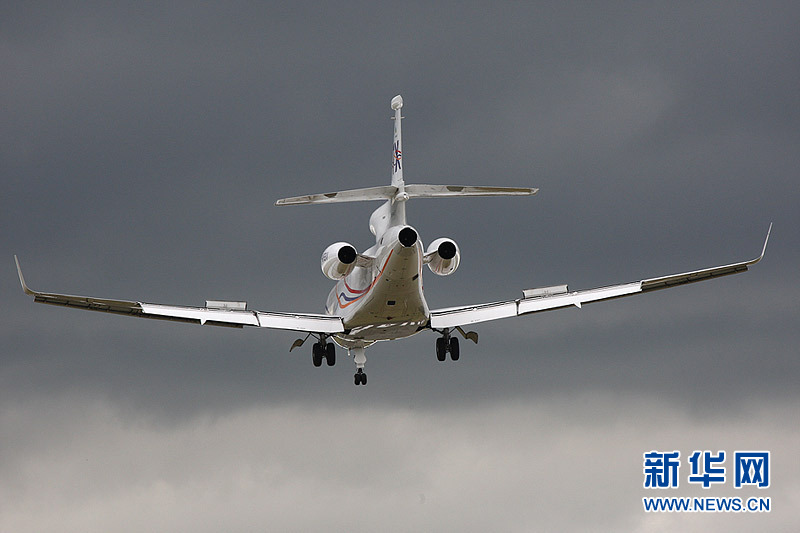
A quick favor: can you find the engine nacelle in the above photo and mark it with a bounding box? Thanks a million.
[426,238,460,276]
[321,242,358,280]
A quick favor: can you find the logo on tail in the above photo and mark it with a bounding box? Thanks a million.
[393,141,402,172]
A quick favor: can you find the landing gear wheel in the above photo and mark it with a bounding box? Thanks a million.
[436,337,447,361]
[449,337,460,361]
[325,342,336,366]
[354,369,367,386]
[312,342,323,367]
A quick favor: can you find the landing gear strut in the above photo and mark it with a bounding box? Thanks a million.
[436,329,460,361]
[351,346,367,386]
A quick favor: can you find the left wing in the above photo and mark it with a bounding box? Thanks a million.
[14,256,343,334]
[430,225,771,329]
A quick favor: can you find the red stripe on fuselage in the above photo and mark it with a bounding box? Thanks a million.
[336,249,394,309]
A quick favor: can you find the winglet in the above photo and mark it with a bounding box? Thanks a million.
[750,223,772,265]
[14,255,35,296]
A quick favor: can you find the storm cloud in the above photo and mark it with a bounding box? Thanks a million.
[2,2,798,531]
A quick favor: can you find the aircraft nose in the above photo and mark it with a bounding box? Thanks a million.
[398,226,418,247]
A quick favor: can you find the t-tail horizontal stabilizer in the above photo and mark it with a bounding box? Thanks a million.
[276,184,537,206]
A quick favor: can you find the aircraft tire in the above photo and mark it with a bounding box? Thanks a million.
[325,342,336,366]
[449,337,460,361]
[312,343,323,367]
[436,337,447,361]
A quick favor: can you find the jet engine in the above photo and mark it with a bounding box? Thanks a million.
[426,238,460,276]
[321,242,358,280]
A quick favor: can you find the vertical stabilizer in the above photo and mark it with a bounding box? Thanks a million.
[389,95,407,227]
[391,95,404,188]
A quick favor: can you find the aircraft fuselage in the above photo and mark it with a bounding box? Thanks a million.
[325,224,429,347]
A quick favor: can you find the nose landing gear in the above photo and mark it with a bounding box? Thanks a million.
[351,346,367,386]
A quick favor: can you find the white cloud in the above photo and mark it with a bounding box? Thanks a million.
[1,394,797,532]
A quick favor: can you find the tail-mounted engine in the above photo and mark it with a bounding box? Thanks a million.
[425,238,460,276]
[321,242,358,280]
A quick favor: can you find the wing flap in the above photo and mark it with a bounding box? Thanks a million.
[430,283,642,329]
[430,301,517,328]
[517,282,641,314]
[140,303,259,326]
[256,312,344,333]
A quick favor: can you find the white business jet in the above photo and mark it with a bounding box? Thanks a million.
[15,95,770,385]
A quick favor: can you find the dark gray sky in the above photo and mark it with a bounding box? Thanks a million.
[2,2,798,531]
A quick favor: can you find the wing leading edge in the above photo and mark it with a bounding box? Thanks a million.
[14,256,343,334]
[430,224,771,329]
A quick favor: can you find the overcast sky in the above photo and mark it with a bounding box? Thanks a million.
[2,2,799,531]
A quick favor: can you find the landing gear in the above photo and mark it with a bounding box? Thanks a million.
[354,369,367,386]
[435,329,460,361]
[351,346,367,386]
[312,338,336,367]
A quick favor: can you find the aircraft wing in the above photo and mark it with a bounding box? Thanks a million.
[14,256,344,334]
[430,225,771,329]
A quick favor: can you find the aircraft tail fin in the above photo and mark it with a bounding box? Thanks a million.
[391,95,404,187]
[275,94,537,206]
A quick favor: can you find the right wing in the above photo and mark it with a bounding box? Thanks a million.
[14,256,343,334]
[430,225,771,329]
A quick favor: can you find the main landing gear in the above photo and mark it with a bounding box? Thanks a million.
[311,337,336,367]
[436,330,460,361]
[435,326,477,361]
[290,333,337,368]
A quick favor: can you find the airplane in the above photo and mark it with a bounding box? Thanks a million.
[15,94,771,386]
